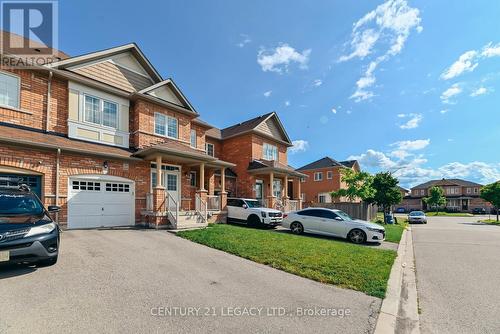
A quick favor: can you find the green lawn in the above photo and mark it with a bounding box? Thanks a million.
[178,224,397,298]
[425,211,473,217]
[372,212,407,243]
[480,219,500,225]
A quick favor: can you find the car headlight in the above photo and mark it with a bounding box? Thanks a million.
[367,227,384,232]
[24,222,56,238]
[261,212,267,218]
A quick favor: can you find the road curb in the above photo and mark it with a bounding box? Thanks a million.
[374,227,420,334]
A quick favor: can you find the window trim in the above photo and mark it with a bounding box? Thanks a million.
[327,171,333,180]
[206,143,215,157]
[189,171,197,187]
[83,93,119,129]
[154,112,179,139]
[0,70,21,110]
[263,142,278,161]
[314,172,323,181]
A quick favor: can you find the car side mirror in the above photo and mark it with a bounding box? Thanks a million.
[334,216,343,221]
[242,204,248,209]
[48,205,60,212]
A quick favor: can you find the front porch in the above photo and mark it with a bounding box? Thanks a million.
[247,160,306,212]
[134,143,235,229]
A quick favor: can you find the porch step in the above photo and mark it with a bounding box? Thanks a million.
[174,211,208,230]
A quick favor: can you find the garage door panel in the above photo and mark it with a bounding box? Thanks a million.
[68,177,135,229]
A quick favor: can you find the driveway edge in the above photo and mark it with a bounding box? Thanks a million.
[374,227,420,334]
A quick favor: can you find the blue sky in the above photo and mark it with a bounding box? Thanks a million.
[58,0,500,188]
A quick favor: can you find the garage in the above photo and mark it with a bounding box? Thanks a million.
[67,175,135,229]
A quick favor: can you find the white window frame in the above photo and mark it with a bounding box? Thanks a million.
[467,187,471,194]
[154,112,178,139]
[474,188,478,194]
[83,93,119,129]
[318,194,327,203]
[327,171,333,179]
[314,172,323,181]
[0,71,20,109]
[420,189,425,195]
[263,143,278,161]
[206,143,215,157]
[190,129,197,148]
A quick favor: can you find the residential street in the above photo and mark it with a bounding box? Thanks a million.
[412,215,500,333]
[0,229,380,334]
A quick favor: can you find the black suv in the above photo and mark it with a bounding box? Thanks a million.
[0,177,60,266]
[472,208,486,214]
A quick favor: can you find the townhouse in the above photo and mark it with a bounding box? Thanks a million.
[400,178,492,212]
[297,156,360,205]
[0,36,304,229]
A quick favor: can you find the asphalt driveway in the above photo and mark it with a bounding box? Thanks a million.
[0,229,381,334]
[412,216,500,333]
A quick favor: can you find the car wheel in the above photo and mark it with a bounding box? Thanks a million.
[290,222,304,235]
[37,256,58,267]
[247,215,261,227]
[347,229,366,244]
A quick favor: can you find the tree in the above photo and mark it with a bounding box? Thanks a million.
[330,168,374,202]
[480,181,500,222]
[423,186,446,213]
[364,172,403,222]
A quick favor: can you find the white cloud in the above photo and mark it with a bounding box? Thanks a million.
[440,50,478,80]
[481,42,500,58]
[391,139,430,151]
[339,0,422,102]
[350,147,500,188]
[237,34,251,48]
[331,108,337,114]
[263,90,272,97]
[440,109,449,114]
[289,140,309,154]
[257,44,311,73]
[440,83,462,104]
[284,100,291,107]
[441,42,500,80]
[398,113,423,129]
[470,87,489,97]
[313,79,323,87]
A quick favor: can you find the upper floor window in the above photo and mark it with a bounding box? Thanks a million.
[467,187,471,194]
[206,143,214,157]
[420,189,425,195]
[327,171,333,179]
[154,113,178,139]
[474,188,478,194]
[263,143,278,161]
[0,72,20,109]
[314,172,323,181]
[84,95,118,128]
[190,129,197,148]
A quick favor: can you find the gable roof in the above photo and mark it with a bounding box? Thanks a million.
[339,160,357,168]
[138,78,197,113]
[216,112,292,146]
[49,43,163,84]
[412,178,483,189]
[297,157,344,171]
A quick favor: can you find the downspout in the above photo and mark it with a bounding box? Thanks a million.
[55,148,60,223]
[46,71,53,132]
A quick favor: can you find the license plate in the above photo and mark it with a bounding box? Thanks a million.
[0,251,9,262]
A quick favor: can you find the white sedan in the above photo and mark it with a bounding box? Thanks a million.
[282,208,385,244]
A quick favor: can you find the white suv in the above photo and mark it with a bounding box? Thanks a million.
[227,198,283,226]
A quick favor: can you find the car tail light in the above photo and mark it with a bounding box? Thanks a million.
[283,214,288,219]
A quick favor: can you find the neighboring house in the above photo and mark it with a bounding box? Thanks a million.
[297,157,360,206]
[0,33,303,229]
[401,178,492,212]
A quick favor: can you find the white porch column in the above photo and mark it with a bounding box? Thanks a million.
[199,162,205,191]
[284,175,289,198]
[156,155,162,187]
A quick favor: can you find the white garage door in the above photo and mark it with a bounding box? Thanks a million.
[68,175,135,229]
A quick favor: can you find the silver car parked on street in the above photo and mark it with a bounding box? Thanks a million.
[408,211,427,224]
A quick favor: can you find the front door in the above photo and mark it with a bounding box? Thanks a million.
[462,199,469,211]
[255,180,264,206]
[164,171,180,203]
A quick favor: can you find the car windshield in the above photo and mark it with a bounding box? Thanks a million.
[335,210,353,221]
[245,200,263,208]
[410,211,425,216]
[0,193,44,216]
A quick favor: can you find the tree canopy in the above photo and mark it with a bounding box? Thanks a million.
[365,172,403,213]
[330,168,374,202]
[480,181,500,221]
[423,186,446,211]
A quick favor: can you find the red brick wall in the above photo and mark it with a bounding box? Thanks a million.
[250,135,288,164]
[0,69,68,134]
[221,134,255,197]
[130,99,195,149]
[300,166,345,203]
[0,143,150,225]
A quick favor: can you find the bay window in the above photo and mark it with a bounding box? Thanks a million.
[84,94,118,128]
[263,143,278,161]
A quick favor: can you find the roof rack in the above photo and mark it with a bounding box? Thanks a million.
[0,177,31,192]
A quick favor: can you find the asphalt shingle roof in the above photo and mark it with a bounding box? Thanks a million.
[297,157,345,171]
[412,178,483,189]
